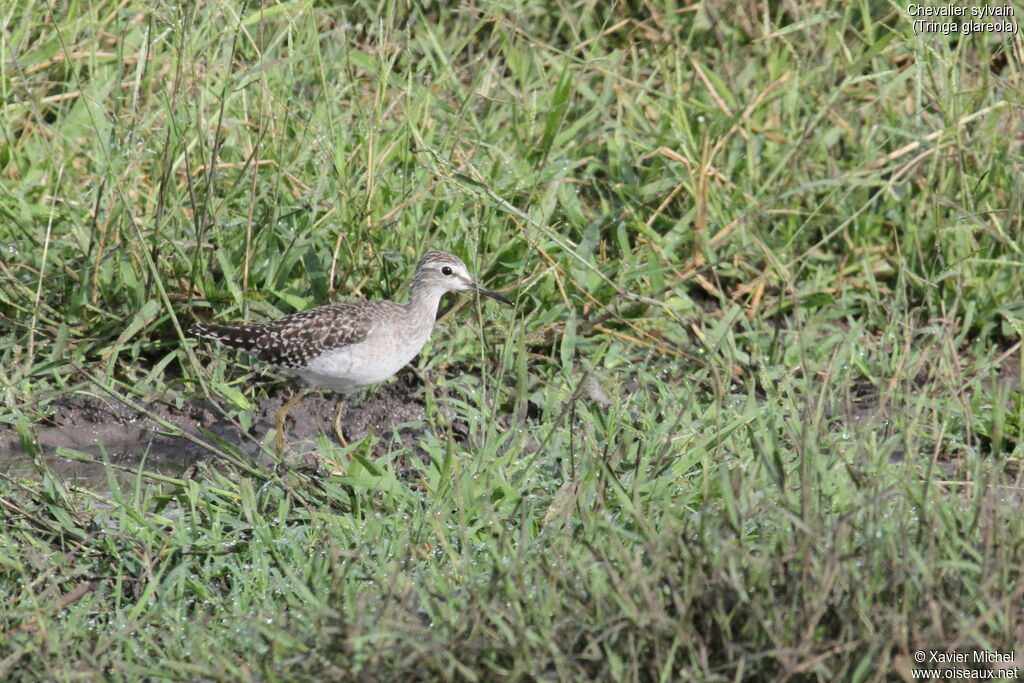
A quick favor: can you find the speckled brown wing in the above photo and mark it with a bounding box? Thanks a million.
[189,302,380,369]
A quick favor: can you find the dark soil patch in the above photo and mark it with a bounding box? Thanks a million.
[0,371,450,479]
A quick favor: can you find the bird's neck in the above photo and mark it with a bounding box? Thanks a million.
[406,286,444,327]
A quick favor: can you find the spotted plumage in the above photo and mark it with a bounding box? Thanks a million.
[190,302,379,369]
[189,251,512,396]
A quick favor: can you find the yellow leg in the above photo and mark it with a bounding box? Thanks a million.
[332,399,349,448]
[275,388,308,454]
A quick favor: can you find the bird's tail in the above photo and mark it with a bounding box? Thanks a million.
[188,321,264,352]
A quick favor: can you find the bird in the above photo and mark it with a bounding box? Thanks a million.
[189,251,512,452]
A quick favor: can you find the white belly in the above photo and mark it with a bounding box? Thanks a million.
[295,336,427,394]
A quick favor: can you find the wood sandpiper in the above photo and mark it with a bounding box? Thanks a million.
[189,251,512,451]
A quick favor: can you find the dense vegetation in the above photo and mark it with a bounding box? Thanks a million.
[1,1,1022,680]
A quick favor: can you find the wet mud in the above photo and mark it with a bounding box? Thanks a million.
[0,371,447,488]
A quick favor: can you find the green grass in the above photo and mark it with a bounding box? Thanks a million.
[2,0,1024,680]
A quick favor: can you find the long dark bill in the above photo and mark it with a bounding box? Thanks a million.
[471,282,513,305]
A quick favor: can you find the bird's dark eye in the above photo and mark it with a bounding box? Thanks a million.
[441,266,453,276]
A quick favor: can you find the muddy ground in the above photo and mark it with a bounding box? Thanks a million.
[1,348,1019,489]
[0,371,456,484]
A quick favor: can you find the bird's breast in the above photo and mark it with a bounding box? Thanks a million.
[297,321,434,392]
